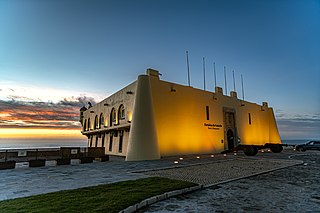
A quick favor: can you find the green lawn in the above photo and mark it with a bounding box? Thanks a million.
[0,177,196,213]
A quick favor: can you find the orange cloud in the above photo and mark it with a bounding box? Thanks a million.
[0,99,89,129]
[0,96,97,139]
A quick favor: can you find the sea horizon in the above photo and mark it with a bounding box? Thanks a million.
[0,138,87,149]
[0,138,317,150]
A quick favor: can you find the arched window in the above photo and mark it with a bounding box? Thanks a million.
[94,115,98,130]
[110,108,116,126]
[118,105,125,122]
[88,118,91,130]
[83,119,87,131]
[99,113,104,128]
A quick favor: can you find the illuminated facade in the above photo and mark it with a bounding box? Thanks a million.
[80,69,281,161]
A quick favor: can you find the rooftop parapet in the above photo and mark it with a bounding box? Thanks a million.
[230,91,237,98]
[146,68,161,79]
[215,86,223,94]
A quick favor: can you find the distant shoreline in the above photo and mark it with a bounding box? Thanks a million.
[0,138,87,149]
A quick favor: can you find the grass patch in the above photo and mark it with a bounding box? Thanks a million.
[0,177,196,213]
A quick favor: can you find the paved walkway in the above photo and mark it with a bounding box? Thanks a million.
[143,158,300,186]
[140,152,320,213]
[0,154,234,201]
[0,148,302,202]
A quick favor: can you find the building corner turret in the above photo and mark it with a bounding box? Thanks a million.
[126,74,160,161]
[268,107,281,144]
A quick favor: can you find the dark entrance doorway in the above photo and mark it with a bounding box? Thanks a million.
[227,129,235,150]
[223,109,238,151]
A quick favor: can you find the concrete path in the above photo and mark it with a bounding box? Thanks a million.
[0,154,235,201]
[0,148,303,204]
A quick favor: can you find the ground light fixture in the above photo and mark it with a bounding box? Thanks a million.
[174,161,179,164]
[196,156,200,159]
[179,157,183,160]
[211,154,214,158]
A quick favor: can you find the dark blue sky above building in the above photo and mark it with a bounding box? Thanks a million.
[0,0,319,139]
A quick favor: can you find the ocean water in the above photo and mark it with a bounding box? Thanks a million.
[0,138,313,150]
[0,138,87,150]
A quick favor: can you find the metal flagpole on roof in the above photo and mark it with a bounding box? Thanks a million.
[232,70,236,92]
[186,51,191,86]
[203,57,206,91]
[214,62,217,88]
[241,74,245,100]
[224,66,227,95]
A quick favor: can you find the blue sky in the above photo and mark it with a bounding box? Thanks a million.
[0,0,319,139]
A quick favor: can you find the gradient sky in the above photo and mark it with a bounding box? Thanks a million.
[0,0,319,140]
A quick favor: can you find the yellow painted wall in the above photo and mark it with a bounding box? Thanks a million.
[82,70,281,160]
[149,75,281,156]
[149,78,222,155]
[268,108,281,144]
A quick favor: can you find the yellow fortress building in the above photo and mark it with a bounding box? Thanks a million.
[80,69,282,161]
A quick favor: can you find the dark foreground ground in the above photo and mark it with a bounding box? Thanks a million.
[1,148,319,212]
[141,152,320,213]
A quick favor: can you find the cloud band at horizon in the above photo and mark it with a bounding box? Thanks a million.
[0,86,319,140]
[0,87,99,139]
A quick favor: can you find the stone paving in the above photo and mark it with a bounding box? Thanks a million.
[140,152,320,213]
[143,158,300,186]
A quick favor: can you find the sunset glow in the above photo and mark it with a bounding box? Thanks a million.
[0,83,100,140]
[0,128,86,139]
[0,0,319,142]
